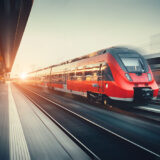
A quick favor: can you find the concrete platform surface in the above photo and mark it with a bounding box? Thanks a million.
[0,82,91,160]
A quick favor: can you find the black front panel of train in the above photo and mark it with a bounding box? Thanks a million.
[134,87,153,102]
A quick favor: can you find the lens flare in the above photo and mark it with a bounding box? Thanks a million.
[20,73,27,79]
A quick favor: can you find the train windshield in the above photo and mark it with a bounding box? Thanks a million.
[121,57,145,73]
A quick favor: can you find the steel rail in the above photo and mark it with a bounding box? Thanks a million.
[16,86,101,160]
[18,85,160,158]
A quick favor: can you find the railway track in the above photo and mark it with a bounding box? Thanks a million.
[151,99,160,105]
[15,84,160,160]
[113,103,160,124]
[21,84,160,124]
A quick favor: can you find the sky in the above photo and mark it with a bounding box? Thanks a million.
[11,0,160,76]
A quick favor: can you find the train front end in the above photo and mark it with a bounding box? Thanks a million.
[107,48,159,104]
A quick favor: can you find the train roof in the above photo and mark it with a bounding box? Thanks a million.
[28,46,139,74]
[51,46,139,66]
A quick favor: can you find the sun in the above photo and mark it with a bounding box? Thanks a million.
[20,73,27,80]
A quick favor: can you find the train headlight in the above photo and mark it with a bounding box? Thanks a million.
[147,73,152,81]
[125,73,132,81]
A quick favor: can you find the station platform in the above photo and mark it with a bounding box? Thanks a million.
[0,82,91,160]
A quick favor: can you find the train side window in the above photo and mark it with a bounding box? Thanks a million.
[84,70,92,81]
[52,74,56,83]
[58,74,63,83]
[102,64,114,81]
[51,74,55,82]
[76,71,83,81]
[92,71,98,81]
[51,74,62,83]
[69,72,75,80]
[85,70,92,76]
[67,72,70,80]
[63,73,67,83]
[76,71,83,76]
[84,63,101,81]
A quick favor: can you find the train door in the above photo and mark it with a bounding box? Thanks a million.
[63,71,67,92]
[98,63,105,94]
[48,67,53,89]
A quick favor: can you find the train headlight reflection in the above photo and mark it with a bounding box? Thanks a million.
[147,73,152,81]
[125,73,132,81]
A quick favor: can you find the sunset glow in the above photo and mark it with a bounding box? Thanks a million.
[20,73,27,79]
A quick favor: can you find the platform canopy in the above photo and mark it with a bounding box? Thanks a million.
[0,0,33,75]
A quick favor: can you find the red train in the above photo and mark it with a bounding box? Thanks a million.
[25,47,159,105]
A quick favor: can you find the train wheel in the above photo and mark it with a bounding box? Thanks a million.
[103,96,112,109]
[87,92,95,104]
[103,99,108,106]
